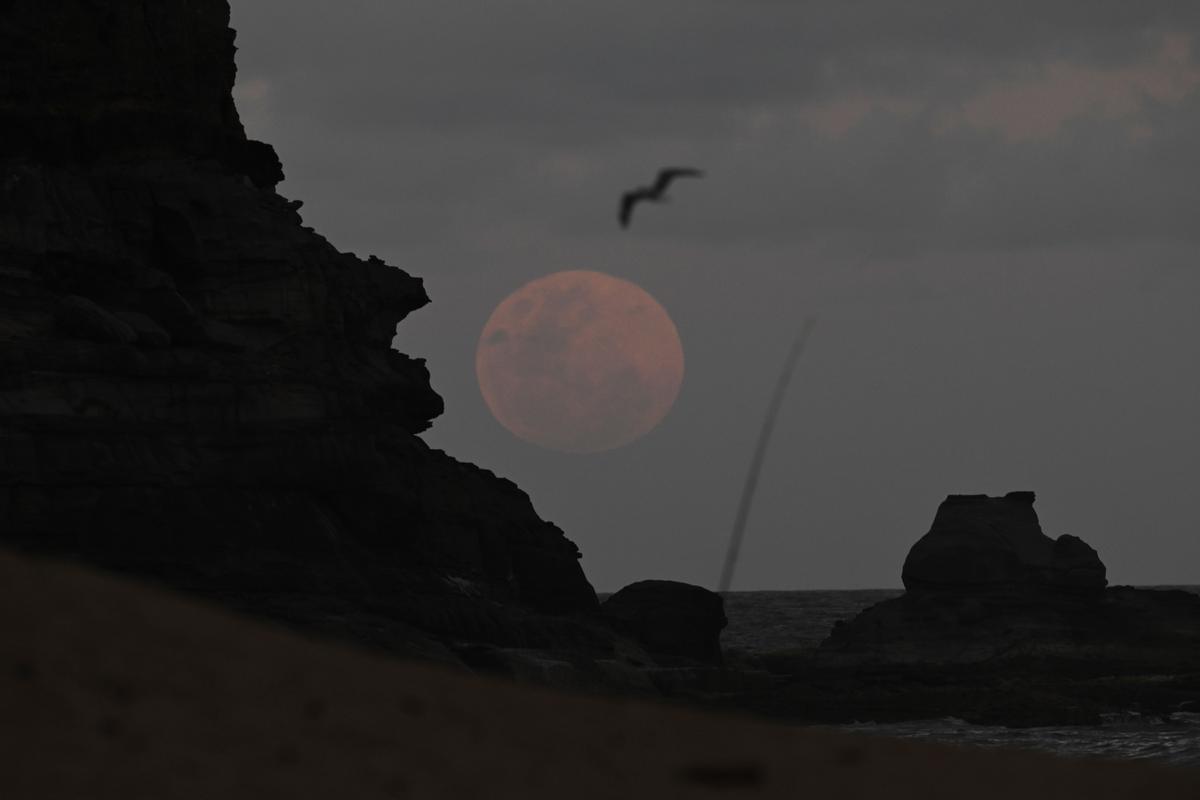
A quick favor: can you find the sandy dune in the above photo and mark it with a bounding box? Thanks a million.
[3,549,1198,799]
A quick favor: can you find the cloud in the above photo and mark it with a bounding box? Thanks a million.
[945,33,1200,140]
[229,1,1200,257]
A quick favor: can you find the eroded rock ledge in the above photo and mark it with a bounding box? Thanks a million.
[0,0,597,654]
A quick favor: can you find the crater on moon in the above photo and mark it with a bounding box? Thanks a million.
[476,270,685,453]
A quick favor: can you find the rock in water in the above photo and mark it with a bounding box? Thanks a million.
[820,492,1200,671]
[0,0,597,652]
[602,580,727,664]
[901,491,1106,592]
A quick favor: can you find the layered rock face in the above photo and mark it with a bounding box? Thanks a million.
[0,0,596,648]
[902,491,1106,592]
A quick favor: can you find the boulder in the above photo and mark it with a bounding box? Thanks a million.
[602,580,727,664]
[901,491,1106,592]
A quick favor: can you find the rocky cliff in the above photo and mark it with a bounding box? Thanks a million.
[0,0,598,652]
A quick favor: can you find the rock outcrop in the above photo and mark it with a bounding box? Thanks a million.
[0,0,597,654]
[601,580,727,665]
[901,492,1106,592]
[819,492,1199,667]
[736,491,1200,726]
[701,493,1200,727]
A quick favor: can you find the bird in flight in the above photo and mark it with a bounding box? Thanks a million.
[619,167,704,228]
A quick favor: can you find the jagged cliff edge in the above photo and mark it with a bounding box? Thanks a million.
[0,0,599,653]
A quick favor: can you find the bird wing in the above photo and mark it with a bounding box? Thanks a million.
[619,191,639,228]
[651,167,704,194]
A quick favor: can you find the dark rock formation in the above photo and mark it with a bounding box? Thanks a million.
[0,0,598,655]
[820,493,1197,667]
[729,492,1200,726]
[901,492,1106,592]
[602,580,727,664]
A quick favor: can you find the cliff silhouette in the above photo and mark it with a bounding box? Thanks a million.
[0,0,597,656]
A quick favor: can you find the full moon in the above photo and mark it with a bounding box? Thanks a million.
[476,270,685,453]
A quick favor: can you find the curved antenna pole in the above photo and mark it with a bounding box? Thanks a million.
[718,317,817,594]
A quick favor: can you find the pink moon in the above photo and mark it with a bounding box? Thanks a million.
[476,270,685,453]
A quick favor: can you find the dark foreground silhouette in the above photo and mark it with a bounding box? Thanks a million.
[7,547,1200,799]
[1,0,599,663]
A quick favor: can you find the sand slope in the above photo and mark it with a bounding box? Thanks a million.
[3,549,1198,799]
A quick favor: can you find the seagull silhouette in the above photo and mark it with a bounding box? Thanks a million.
[619,167,704,228]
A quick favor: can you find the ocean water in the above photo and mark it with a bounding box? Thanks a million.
[721,588,1200,767]
[720,589,902,653]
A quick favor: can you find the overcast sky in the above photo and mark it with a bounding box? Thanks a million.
[230,1,1200,590]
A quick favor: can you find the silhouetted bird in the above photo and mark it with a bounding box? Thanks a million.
[619,167,704,228]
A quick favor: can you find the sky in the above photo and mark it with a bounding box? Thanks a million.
[229,1,1200,591]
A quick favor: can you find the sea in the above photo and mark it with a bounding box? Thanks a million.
[720,588,1200,767]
